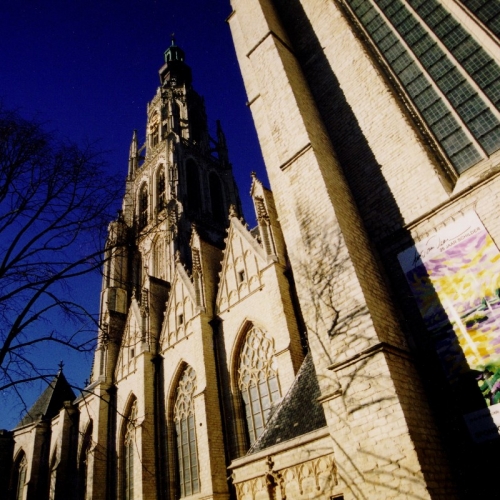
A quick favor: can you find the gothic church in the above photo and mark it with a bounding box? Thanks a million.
[4,0,500,498]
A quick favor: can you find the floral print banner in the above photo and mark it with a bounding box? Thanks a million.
[398,212,500,442]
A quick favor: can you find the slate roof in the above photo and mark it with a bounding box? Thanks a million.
[248,352,327,454]
[16,370,76,428]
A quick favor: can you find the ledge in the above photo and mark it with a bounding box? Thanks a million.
[327,341,411,372]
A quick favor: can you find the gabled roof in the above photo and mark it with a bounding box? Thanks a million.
[248,353,327,454]
[16,370,76,428]
[216,216,269,312]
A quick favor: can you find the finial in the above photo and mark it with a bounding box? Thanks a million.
[251,171,257,178]
[229,204,238,219]
[58,360,64,372]
[171,33,176,46]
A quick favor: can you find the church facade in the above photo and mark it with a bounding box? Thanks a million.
[4,0,500,499]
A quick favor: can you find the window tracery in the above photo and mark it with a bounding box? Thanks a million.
[123,400,137,500]
[157,166,166,212]
[186,160,201,214]
[139,184,148,230]
[209,172,225,223]
[344,0,500,173]
[238,326,281,445]
[48,453,58,500]
[153,237,165,280]
[174,366,200,497]
[14,453,27,500]
[78,421,93,500]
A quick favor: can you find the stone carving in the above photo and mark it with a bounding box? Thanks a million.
[233,453,337,500]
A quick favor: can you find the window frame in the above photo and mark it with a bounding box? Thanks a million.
[173,365,200,498]
[237,326,281,446]
[122,399,137,500]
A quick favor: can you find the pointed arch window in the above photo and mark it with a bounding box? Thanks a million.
[123,400,137,500]
[12,452,27,500]
[209,172,225,224]
[174,366,200,497]
[139,184,148,230]
[238,326,281,446]
[48,452,58,500]
[153,236,165,280]
[78,421,93,500]
[185,160,202,215]
[172,101,181,134]
[150,125,159,148]
[157,166,166,212]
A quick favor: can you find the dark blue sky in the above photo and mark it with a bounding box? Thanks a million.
[0,1,267,428]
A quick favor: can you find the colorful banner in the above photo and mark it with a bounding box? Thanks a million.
[398,212,500,442]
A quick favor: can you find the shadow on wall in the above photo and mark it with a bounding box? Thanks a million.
[270,0,500,497]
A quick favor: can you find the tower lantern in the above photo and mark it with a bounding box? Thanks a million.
[159,34,191,87]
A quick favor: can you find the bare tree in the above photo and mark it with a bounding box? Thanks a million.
[0,106,121,407]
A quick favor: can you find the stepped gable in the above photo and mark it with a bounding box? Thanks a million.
[248,353,327,454]
[17,370,76,428]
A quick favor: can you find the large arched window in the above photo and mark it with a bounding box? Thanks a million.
[139,184,148,230]
[123,399,137,500]
[172,101,180,135]
[189,106,204,144]
[238,326,281,446]
[209,172,225,224]
[157,166,166,212]
[174,366,200,497]
[48,453,58,500]
[78,421,93,500]
[185,160,201,215]
[12,452,27,500]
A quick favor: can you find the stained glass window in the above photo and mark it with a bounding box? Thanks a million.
[15,454,27,500]
[124,400,137,500]
[174,366,200,497]
[238,327,281,445]
[345,0,500,173]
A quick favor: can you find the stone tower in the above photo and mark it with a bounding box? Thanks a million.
[94,36,242,389]
[6,35,317,500]
[82,38,244,500]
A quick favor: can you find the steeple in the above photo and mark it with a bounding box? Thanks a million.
[16,369,76,428]
[128,130,138,178]
[216,120,229,166]
[164,34,185,63]
[99,38,243,316]
[159,34,192,88]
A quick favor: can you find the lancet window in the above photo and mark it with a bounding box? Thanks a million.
[157,166,166,212]
[13,452,27,500]
[186,160,202,214]
[153,236,165,280]
[238,326,281,446]
[139,184,148,230]
[123,400,137,500]
[78,421,93,500]
[48,452,58,500]
[174,366,200,497]
[209,172,225,223]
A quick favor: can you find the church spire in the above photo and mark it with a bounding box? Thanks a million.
[128,130,138,178]
[159,35,192,87]
[216,120,229,166]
